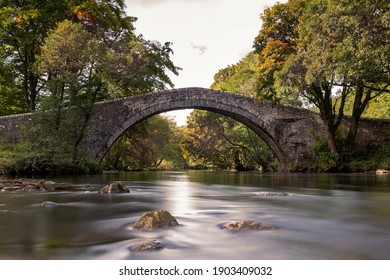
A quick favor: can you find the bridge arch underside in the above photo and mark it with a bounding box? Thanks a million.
[94,101,291,171]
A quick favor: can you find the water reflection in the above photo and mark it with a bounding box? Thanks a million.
[165,173,194,214]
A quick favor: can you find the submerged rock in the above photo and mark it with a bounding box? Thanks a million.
[133,210,179,230]
[98,182,130,194]
[222,220,274,231]
[133,240,164,252]
[256,192,289,197]
[41,201,61,208]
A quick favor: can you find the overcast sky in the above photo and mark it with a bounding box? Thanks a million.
[124,0,282,125]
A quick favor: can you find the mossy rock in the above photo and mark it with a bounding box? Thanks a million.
[133,210,179,230]
[222,220,274,231]
[98,182,129,194]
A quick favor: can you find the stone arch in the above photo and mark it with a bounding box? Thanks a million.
[1,87,388,172]
[88,88,297,171]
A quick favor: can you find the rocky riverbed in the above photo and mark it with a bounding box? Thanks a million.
[0,177,95,192]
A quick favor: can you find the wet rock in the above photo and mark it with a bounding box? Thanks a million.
[2,186,21,192]
[222,220,274,231]
[98,182,129,194]
[133,210,179,230]
[256,192,289,197]
[41,201,61,208]
[133,240,164,252]
[376,169,389,175]
[20,185,40,192]
[0,178,85,192]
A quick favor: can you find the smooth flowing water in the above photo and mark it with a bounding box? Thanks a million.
[0,171,389,260]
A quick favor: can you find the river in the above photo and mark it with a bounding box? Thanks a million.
[0,171,389,260]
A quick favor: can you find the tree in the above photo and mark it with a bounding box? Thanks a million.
[253,0,306,104]
[36,20,103,159]
[27,14,179,168]
[0,0,136,111]
[102,115,185,170]
[0,48,25,115]
[254,0,390,155]
[211,52,258,98]
[0,0,69,111]
[100,38,179,97]
[1,1,180,174]
[181,110,273,171]
[201,54,279,171]
[279,0,389,153]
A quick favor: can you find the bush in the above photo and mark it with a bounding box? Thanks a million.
[310,131,390,172]
[311,131,346,172]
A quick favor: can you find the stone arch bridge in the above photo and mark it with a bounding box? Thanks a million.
[1,87,389,171]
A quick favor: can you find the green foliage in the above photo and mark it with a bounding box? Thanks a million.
[253,0,306,104]
[309,129,390,172]
[211,52,258,97]
[100,39,180,98]
[0,139,19,175]
[0,0,137,111]
[181,110,274,171]
[0,47,25,115]
[311,131,345,172]
[345,93,390,119]
[251,0,390,158]
[10,107,100,175]
[0,2,180,175]
[102,115,185,171]
[0,128,99,176]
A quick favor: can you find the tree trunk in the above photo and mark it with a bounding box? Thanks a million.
[344,85,371,149]
[315,84,339,155]
[325,120,338,154]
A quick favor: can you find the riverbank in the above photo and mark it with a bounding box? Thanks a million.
[1,168,389,194]
[1,143,389,176]
[0,177,92,192]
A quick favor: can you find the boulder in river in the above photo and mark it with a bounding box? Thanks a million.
[376,169,389,175]
[222,220,274,231]
[133,210,179,230]
[41,201,61,208]
[256,192,289,197]
[133,240,164,252]
[98,182,130,194]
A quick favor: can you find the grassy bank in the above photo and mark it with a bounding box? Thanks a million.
[1,139,389,176]
[0,139,100,176]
